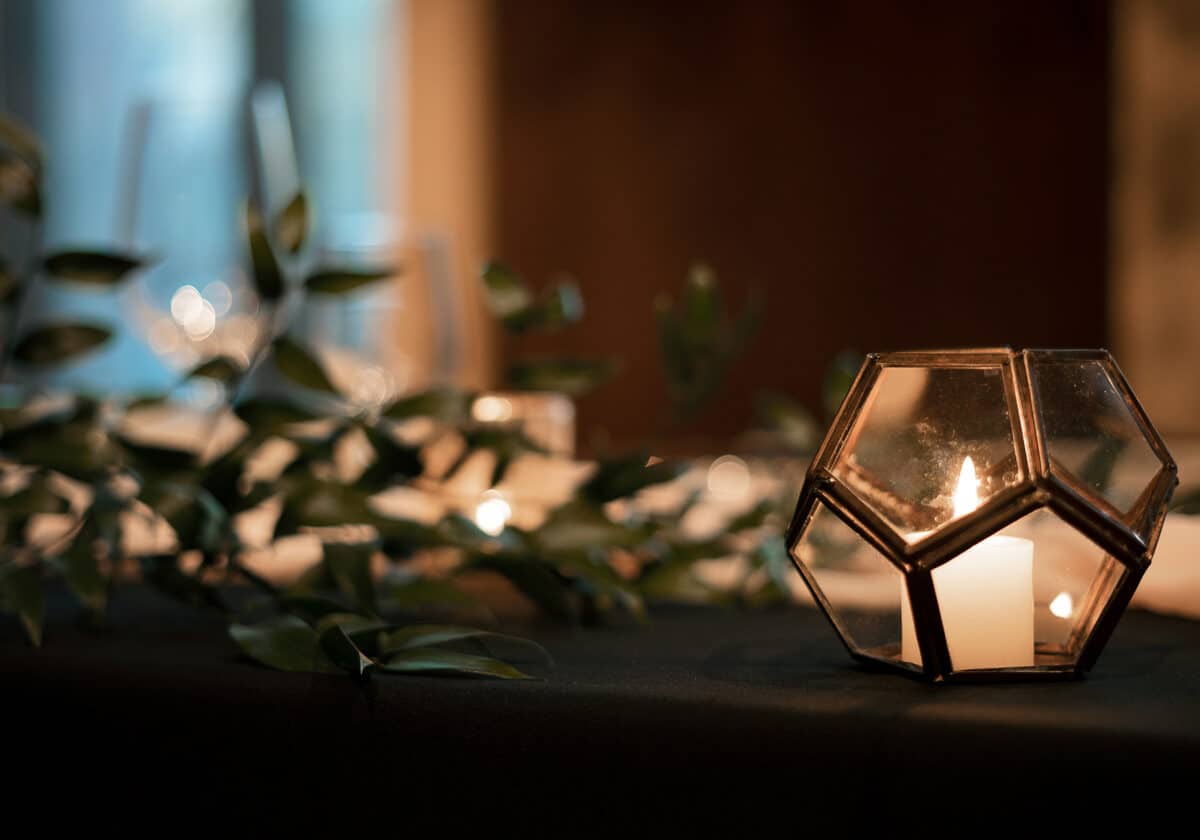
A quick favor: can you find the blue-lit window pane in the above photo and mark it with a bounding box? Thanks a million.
[12,0,251,394]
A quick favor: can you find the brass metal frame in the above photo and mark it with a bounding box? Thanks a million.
[786,348,1178,683]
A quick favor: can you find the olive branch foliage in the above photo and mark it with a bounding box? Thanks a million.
[0,113,833,680]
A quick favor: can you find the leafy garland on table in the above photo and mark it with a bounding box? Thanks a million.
[0,113,834,680]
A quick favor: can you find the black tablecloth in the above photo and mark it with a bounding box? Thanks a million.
[5,587,1199,826]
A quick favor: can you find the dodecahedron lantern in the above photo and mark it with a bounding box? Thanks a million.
[787,348,1177,682]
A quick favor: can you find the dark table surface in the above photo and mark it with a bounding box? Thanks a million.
[5,586,1199,826]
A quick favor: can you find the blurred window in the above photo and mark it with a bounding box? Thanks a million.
[0,0,401,393]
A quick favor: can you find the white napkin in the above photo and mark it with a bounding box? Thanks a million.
[1133,513,1200,619]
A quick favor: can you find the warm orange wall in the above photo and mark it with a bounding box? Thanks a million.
[407,0,499,390]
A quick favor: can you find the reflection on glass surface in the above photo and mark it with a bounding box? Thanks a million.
[834,365,1021,538]
[792,501,913,666]
[1031,357,1166,526]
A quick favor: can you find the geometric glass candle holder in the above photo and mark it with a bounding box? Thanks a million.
[787,348,1178,682]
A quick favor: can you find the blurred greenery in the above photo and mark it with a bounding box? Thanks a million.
[655,263,761,427]
[0,111,842,682]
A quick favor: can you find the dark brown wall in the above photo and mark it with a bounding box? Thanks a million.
[490,2,1110,451]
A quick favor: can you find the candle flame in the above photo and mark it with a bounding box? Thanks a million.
[1049,592,1074,619]
[952,456,980,518]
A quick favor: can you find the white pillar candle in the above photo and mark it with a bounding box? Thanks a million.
[901,457,1034,670]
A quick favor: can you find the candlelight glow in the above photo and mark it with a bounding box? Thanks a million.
[1049,592,1074,619]
[473,395,513,423]
[952,456,980,518]
[473,491,512,536]
[707,455,751,501]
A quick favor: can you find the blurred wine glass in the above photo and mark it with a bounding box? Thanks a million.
[117,94,270,463]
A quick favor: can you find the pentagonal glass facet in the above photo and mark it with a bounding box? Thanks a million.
[790,500,915,666]
[833,365,1022,540]
[903,507,1126,674]
[997,508,1127,669]
[1030,357,1165,523]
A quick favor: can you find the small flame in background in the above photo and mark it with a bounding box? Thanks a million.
[1050,592,1074,619]
[474,490,512,537]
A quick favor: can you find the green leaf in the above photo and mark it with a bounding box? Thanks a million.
[185,356,242,384]
[117,435,200,477]
[751,534,793,593]
[469,556,576,623]
[272,335,338,395]
[230,616,340,673]
[375,517,453,560]
[461,426,547,461]
[682,262,720,336]
[278,594,350,624]
[318,623,374,676]
[381,648,533,680]
[0,472,69,518]
[13,323,111,365]
[0,117,42,218]
[140,481,226,553]
[0,564,44,646]
[480,261,533,321]
[639,558,719,604]
[580,454,686,504]
[377,577,476,611]
[437,514,527,554]
[377,624,552,662]
[822,350,864,421]
[0,399,114,480]
[357,424,423,492]
[507,357,616,396]
[314,612,386,640]
[273,191,309,255]
[481,261,584,334]
[0,256,17,304]
[382,387,473,423]
[140,554,225,611]
[726,498,775,532]
[274,479,375,535]
[535,501,649,554]
[125,394,167,411]
[43,250,145,285]
[0,152,41,217]
[756,391,819,453]
[0,114,43,171]
[559,557,646,619]
[232,397,318,434]
[323,542,377,614]
[285,560,337,598]
[305,266,396,294]
[60,523,107,614]
[245,203,284,301]
[509,281,583,333]
[655,263,761,422]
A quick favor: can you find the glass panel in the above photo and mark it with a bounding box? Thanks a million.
[834,365,1021,540]
[925,507,1125,674]
[1032,358,1165,523]
[791,501,913,665]
[999,508,1126,668]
